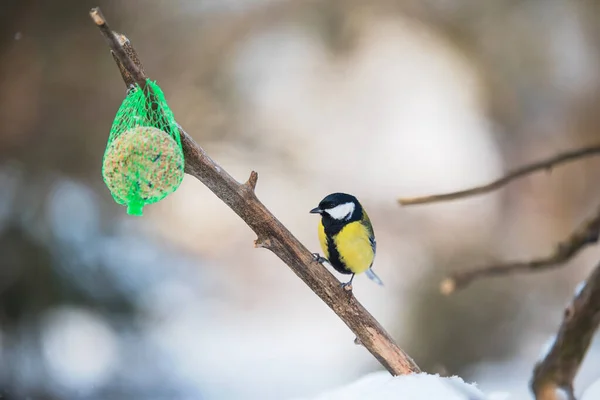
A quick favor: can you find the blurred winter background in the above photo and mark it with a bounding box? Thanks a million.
[1,0,600,399]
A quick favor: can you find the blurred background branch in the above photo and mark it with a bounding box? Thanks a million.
[397,144,600,295]
[531,261,600,400]
[398,145,600,206]
[440,203,600,294]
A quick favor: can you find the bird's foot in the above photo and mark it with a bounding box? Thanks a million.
[341,274,355,291]
[312,253,328,264]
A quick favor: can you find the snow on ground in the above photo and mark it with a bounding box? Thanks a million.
[296,371,600,400]
[294,371,490,400]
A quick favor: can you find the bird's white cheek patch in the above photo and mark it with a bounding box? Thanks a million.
[325,202,355,220]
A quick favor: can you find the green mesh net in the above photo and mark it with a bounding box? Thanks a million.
[102,79,185,216]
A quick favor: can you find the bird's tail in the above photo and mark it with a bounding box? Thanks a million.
[365,268,384,286]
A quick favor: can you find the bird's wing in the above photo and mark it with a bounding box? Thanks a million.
[362,209,376,254]
[369,236,376,254]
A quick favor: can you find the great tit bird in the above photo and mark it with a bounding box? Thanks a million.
[310,192,383,289]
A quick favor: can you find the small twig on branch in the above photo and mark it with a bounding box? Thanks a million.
[530,261,600,400]
[398,146,600,206]
[440,204,600,294]
[89,7,420,375]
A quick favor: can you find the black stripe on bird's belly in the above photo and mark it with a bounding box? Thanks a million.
[325,235,352,275]
[321,210,362,275]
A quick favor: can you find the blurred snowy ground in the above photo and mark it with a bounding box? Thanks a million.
[296,371,600,400]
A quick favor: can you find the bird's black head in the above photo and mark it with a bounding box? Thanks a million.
[310,192,362,222]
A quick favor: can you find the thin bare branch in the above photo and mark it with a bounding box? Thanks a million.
[440,204,600,294]
[89,7,420,376]
[91,8,146,88]
[398,146,600,206]
[531,261,600,400]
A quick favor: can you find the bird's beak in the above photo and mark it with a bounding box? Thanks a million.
[309,207,322,214]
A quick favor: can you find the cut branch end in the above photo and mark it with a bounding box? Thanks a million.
[254,237,272,249]
[440,278,456,295]
[245,171,259,191]
[90,8,105,26]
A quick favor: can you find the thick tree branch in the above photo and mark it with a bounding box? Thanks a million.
[530,261,600,400]
[398,146,600,206]
[89,7,420,375]
[440,204,600,294]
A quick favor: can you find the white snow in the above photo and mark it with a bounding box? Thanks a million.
[538,334,557,361]
[552,387,570,400]
[302,372,600,400]
[574,280,586,298]
[293,371,489,400]
[582,378,600,400]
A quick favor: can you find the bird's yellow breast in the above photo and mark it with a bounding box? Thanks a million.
[333,221,374,274]
[318,220,329,259]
